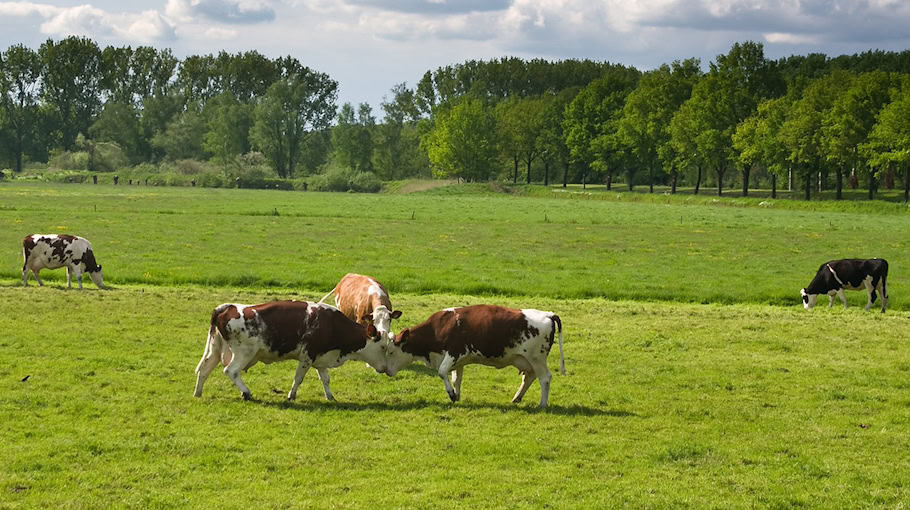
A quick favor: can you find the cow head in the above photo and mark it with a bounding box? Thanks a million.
[364,305,402,342]
[88,265,105,289]
[384,328,416,376]
[359,323,390,374]
[800,288,817,309]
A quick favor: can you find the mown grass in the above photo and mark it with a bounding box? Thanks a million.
[1,284,908,508]
[1,182,907,309]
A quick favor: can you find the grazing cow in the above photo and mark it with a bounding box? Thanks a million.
[801,258,889,313]
[22,234,104,289]
[319,273,402,341]
[194,300,388,401]
[386,304,565,408]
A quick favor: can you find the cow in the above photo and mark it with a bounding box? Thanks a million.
[318,273,402,342]
[193,300,389,401]
[801,258,889,313]
[385,304,565,408]
[22,234,104,289]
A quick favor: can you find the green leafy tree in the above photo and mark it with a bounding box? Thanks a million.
[203,92,253,165]
[250,70,338,178]
[375,82,427,179]
[151,109,207,161]
[733,95,792,197]
[0,44,42,172]
[39,36,103,150]
[537,88,578,187]
[863,80,910,201]
[823,71,898,199]
[332,102,375,173]
[422,98,496,181]
[89,101,142,164]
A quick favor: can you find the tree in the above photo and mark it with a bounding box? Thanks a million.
[733,96,792,198]
[422,98,496,181]
[564,67,640,188]
[823,71,897,199]
[537,88,578,187]
[89,101,142,164]
[0,44,42,172]
[618,59,701,193]
[151,109,207,161]
[39,36,103,150]
[863,81,910,201]
[375,82,427,179]
[250,70,338,178]
[332,102,375,173]
[203,92,253,165]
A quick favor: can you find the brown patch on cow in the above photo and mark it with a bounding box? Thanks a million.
[331,273,395,326]
[22,235,37,268]
[211,304,241,338]
[250,301,375,359]
[397,305,531,360]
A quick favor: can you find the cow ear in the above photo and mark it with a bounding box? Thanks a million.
[391,310,402,320]
[394,328,409,345]
[361,312,373,323]
[366,323,378,338]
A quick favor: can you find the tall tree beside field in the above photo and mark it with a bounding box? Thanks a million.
[822,71,898,199]
[618,59,701,193]
[422,98,496,181]
[39,36,103,150]
[0,44,41,172]
[151,108,208,161]
[732,96,793,198]
[564,67,640,188]
[250,70,338,178]
[375,82,428,179]
[203,92,253,165]
[332,102,375,173]
[780,70,853,200]
[537,88,578,187]
[863,81,910,201]
[89,101,143,164]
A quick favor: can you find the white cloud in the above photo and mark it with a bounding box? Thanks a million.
[0,2,176,43]
[165,0,276,24]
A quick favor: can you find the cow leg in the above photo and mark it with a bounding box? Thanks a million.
[437,354,458,402]
[450,367,464,402]
[879,282,888,313]
[287,361,312,401]
[529,360,553,408]
[33,269,43,286]
[194,332,223,397]
[22,265,29,286]
[70,266,84,290]
[836,290,848,309]
[864,282,875,311]
[224,349,256,400]
[65,266,73,288]
[315,368,336,401]
[828,294,835,308]
[511,370,538,404]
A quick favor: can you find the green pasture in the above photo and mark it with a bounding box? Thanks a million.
[1,181,907,309]
[1,286,908,508]
[1,181,910,508]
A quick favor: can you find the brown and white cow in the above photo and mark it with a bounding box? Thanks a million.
[193,300,388,401]
[801,258,889,313]
[22,234,104,289]
[319,273,402,341]
[385,304,565,408]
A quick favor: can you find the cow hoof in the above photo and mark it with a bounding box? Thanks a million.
[242,392,252,401]
[448,391,458,402]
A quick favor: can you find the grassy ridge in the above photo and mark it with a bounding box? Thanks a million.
[1,182,907,309]
[1,284,908,507]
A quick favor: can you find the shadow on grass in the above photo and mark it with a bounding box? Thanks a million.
[247,393,634,417]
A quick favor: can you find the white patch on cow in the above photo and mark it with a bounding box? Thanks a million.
[367,281,386,299]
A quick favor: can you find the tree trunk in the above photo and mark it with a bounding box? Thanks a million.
[694,165,702,195]
[771,173,777,199]
[648,164,653,193]
[671,171,677,194]
[526,159,532,184]
[627,168,634,191]
[544,161,550,186]
[562,161,568,188]
[804,168,811,200]
[885,163,895,189]
[835,168,843,200]
[716,166,724,197]
[512,155,518,183]
[741,165,751,197]
[582,167,586,189]
[606,169,612,190]
[788,167,793,191]
[868,171,876,200]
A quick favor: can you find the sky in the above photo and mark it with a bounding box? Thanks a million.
[0,0,909,112]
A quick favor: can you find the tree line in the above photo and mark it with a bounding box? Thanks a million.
[1,37,909,199]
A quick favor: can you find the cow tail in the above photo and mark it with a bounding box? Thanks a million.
[551,314,565,376]
[317,285,337,304]
[881,260,889,300]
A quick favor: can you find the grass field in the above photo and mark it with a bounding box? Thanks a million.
[1,181,909,508]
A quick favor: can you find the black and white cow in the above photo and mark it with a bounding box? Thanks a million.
[801,258,889,313]
[22,234,104,289]
[194,300,389,401]
[385,304,565,408]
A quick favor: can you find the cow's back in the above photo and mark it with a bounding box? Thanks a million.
[334,273,391,324]
[433,305,535,358]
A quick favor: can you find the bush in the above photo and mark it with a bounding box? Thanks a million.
[308,164,381,193]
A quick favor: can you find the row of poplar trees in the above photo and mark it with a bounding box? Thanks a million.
[1,37,909,199]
